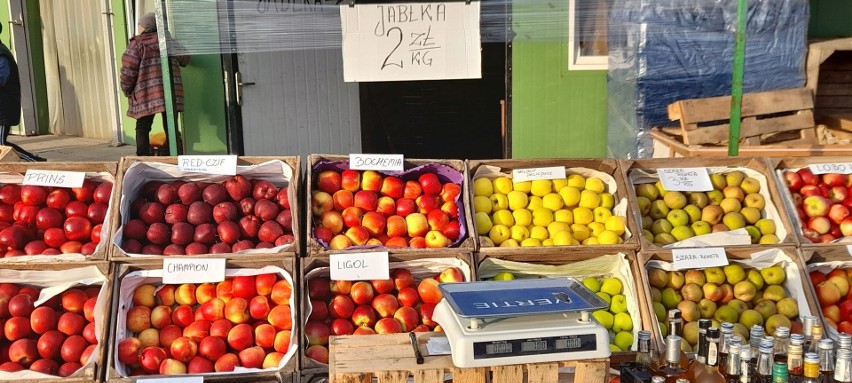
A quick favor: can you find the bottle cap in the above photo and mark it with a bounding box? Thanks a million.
[790,333,805,346]
[721,321,734,330]
[698,319,711,329]
[774,326,790,338]
[763,336,774,344]
[730,335,743,345]
[803,315,816,336]
[666,335,682,363]
[812,324,823,337]
[788,344,802,353]
[651,377,664,383]
[819,338,835,350]
[638,330,651,341]
[773,361,788,377]
[729,342,741,354]
[668,309,682,320]
[837,349,851,359]
[760,344,774,354]
[839,333,852,350]
[708,328,720,339]
[805,352,819,364]
[740,347,752,360]
[760,339,774,350]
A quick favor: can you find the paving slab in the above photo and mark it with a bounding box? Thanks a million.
[10,134,135,162]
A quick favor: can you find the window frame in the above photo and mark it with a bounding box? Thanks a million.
[567,0,609,71]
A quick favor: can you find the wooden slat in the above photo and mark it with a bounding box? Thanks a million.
[815,83,852,96]
[821,71,852,83]
[683,110,815,145]
[672,88,814,125]
[376,371,411,383]
[574,361,608,383]
[334,373,371,383]
[526,362,559,383]
[414,369,444,383]
[819,114,852,131]
[491,365,524,383]
[816,96,852,109]
[452,367,487,383]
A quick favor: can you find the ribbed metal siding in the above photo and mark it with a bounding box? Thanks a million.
[237,48,361,157]
[40,0,115,139]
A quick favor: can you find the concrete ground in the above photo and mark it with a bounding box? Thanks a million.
[10,134,136,162]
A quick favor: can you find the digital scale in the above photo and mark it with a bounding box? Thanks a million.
[432,278,612,368]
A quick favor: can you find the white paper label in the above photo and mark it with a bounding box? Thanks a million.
[349,154,404,171]
[141,378,203,383]
[162,258,226,284]
[809,163,852,175]
[330,252,390,281]
[847,245,852,257]
[672,247,728,270]
[512,167,566,182]
[177,155,238,175]
[658,168,713,192]
[340,2,482,82]
[23,170,86,188]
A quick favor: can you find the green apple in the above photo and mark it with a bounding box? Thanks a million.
[755,219,776,235]
[765,314,792,337]
[741,177,761,194]
[687,192,710,208]
[739,309,764,330]
[651,219,674,235]
[610,294,629,314]
[710,173,728,190]
[654,233,677,245]
[723,212,746,230]
[723,264,747,284]
[697,298,717,319]
[727,299,748,315]
[776,297,799,319]
[488,224,511,245]
[667,271,685,290]
[760,266,786,285]
[666,209,690,227]
[683,204,702,223]
[637,196,652,216]
[613,312,633,333]
[649,200,671,220]
[636,184,659,201]
[663,191,688,209]
[725,171,746,187]
[753,299,777,321]
[593,310,614,330]
[714,305,739,324]
[747,270,765,290]
[474,212,493,235]
[762,285,787,301]
[661,287,683,310]
[670,226,695,241]
[691,221,712,236]
[677,300,699,322]
[744,193,766,210]
[493,272,515,281]
[582,277,601,293]
[596,292,612,306]
[600,277,623,296]
[740,207,762,224]
[614,331,634,352]
[653,302,666,321]
[704,267,726,284]
[744,225,761,244]
[707,190,725,206]
[648,269,669,289]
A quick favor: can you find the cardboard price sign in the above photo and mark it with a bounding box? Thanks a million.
[330,252,390,281]
[340,1,482,82]
[658,168,713,192]
[349,153,404,171]
[177,155,238,175]
[672,247,728,270]
[809,163,852,175]
[162,258,227,284]
[23,170,86,188]
[512,167,566,182]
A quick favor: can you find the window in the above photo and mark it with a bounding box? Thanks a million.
[568,0,609,70]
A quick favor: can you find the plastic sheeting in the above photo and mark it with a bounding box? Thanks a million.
[607,0,809,159]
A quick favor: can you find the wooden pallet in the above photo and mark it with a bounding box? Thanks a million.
[329,332,609,383]
[667,87,817,146]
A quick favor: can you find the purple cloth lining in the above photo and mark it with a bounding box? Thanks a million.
[312,160,468,249]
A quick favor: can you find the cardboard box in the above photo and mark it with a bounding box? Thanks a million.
[0,162,118,262]
[767,157,852,247]
[104,258,297,383]
[467,158,640,257]
[299,252,475,376]
[305,154,474,257]
[620,157,797,251]
[0,261,112,383]
[109,156,301,261]
[637,246,817,352]
[476,250,649,356]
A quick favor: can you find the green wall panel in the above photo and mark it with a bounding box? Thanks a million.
[809,0,852,38]
[25,0,47,135]
[0,1,8,47]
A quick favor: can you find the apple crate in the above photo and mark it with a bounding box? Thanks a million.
[104,258,298,383]
[298,252,475,377]
[637,246,818,353]
[767,156,852,247]
[467,159,640,257]
[620,157,797,251]
[476,250,651,357]
[798,245,852,342]
[328,332,609,383]
[305,154,474,257]
[0,162,118,263]
[0,146,20,162]
[108,156,301,262]
[0,261,112,383]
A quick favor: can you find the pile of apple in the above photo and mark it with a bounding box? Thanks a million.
[119,175,294,255]
[472,174,627,247]
[809,267,852,333]
[0,283,102,376]
[635,170,779,245]
[311,168,463,249]
[116,274,294,375]
[0,181,112,256]
[303,266,465,364]
[781,168,852,243]
[647,264,801,349]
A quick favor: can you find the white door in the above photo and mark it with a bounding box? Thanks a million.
[7,0,37,135]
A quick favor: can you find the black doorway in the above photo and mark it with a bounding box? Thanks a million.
[358,42,506,159]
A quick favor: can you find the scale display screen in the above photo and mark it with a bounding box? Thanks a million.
[473,334,598,359]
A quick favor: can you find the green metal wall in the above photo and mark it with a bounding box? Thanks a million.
[809,0,852,38]
[112,0,228,154]
[0,1,47,135]
[510,0,608,159]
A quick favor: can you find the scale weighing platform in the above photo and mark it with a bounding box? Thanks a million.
[432,278,612,368]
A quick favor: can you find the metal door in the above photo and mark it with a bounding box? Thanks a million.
[229,2,361,157]
[7,0,37,135]
[39,0,117,139]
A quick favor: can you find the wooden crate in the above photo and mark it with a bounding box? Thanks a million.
[650,87,852,157]
[104,257,298,383]
[0,261,112,383]
[0,146,19,162]
[800,245,851,341]
[299,252,475,377]
[108,156,301,262]
[806,37,852,119]
[0,161,118,262]
[620,157,798,251]
[637,246,819,352]
[305,154,474,257]
[328,332,609,383]
[466,159,639,257]
[766,156,852,246]
[476,250,653,357]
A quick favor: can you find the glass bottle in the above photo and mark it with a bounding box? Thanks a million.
[665,309,690,370]
[834,349,851,383]
[753,325,767,361]
[721,323,734,375]
[803,316,816,348]
[804,353,820,383]
[697,328,726,383]
[808,323,824,355]
[690,320,713,380]
[657,335,688,383]
[774,361,790,383]
[820,339,836,383]
[758,341,776,383]
[726,342,742,383]
[742,347,756,383]
[839,334,852,352]
[637,330,654,370]
[776,327,791,365]
[789,343,805,383]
